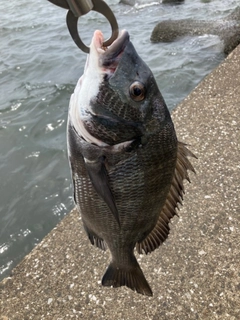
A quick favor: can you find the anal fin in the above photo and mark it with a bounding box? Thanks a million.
[83,222,107,251]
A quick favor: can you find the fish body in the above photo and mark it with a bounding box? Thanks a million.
[67,30,195,296]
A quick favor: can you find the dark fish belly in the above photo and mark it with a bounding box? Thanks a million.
[67,119,178,248]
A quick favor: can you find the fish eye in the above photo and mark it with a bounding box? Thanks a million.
[129,81,145,101]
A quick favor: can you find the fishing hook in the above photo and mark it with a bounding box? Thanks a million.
[47,0,119,53]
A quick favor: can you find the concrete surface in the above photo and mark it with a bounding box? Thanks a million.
[1,44,240,319]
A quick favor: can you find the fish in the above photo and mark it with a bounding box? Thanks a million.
[67,29,196,296]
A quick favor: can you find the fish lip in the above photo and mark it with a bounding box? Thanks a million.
[93,30,130,71]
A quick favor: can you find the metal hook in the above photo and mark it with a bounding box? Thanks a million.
[66,0,93,16]
[47,0,119,54]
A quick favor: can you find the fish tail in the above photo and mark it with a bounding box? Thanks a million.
[102,258,153,296]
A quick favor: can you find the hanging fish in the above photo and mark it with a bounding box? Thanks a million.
[67,30,196,296]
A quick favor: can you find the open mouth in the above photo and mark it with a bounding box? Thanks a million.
[93,30,130,74]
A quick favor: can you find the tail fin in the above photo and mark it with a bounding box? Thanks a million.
[102,259,153,296]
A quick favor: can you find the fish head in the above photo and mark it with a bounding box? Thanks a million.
[70,30,171,146]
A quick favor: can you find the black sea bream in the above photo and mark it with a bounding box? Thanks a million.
[67,30,196,296]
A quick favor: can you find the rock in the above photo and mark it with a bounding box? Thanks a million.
[120,0,136,5]
[162,0,184,4]
[151,6,240,55]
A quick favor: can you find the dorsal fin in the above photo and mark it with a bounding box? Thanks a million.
[136,141,197,255]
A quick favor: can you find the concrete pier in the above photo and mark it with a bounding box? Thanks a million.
[1,45,240,319]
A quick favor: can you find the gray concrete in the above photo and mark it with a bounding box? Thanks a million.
[1,44,240,319]
[151,7,240,55]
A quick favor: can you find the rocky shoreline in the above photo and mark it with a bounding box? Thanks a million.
[120,2,240,55]
[151,6,240,55]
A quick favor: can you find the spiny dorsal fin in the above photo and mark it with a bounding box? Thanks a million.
[136,141,197,255]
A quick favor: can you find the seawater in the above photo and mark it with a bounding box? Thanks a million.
[0,0,238,280]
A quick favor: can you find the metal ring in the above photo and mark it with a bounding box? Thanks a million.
[66,0,119,53]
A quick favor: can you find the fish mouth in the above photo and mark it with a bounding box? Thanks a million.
[92,30,130,75]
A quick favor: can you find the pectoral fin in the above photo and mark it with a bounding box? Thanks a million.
[84,156,120,226]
